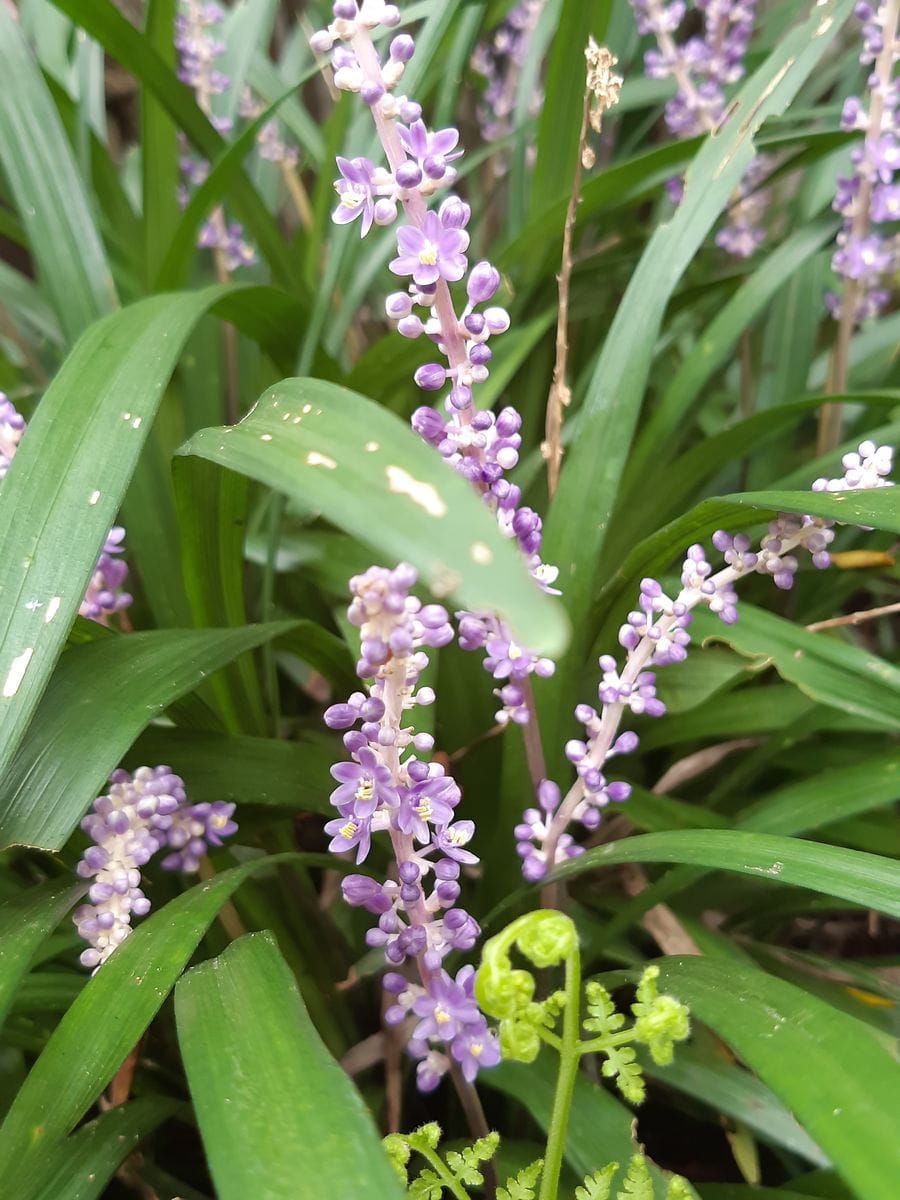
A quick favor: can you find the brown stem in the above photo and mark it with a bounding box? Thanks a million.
[544,85,591,495]
[806,599,900,632]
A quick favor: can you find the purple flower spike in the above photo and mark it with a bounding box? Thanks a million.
[522,440,895,881]
[75,767,237,970]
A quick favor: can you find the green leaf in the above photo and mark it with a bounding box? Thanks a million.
[627,221,837,483]
[738,751,900,837]
[0,5,116,344]
[18,1097,179,1200]
[141,0,179,286]
[531,0,612,212]
[175,932,403,1200]
[540,0,855,763]
[594,485,900,634]
[692,604,900,730]
[47,0,302,291]
[127,727,333,813]
[0,854,301,1182]
[179,378,568,656]
[0,878,84,1030]
[655,957,900,1200]
[0,286,293,784]
[483,1056,674,1193]
[642,1039,828,1166]
[0,623,295,852]
[174,457,267,735]
[554,830,900,918]
[154,90,293,292]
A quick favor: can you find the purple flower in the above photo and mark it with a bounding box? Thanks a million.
[324,809,373,863]
[397,774,460,842]
[389,210,468,285]
[332,156,377,235]
[329,746,399,817]
[450,1019,501,1082]
[411,968,481,1041]
[432,820,479,865]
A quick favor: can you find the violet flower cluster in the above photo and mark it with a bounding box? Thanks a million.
[74,766,237,969]
[311,1,559,726]
[0,394,132,623]
[629,0,769,257]
[324,564,500,1092]
[518,442,895,880]
[471,1,545,168]
[176,0,257,270]
[825,1,899,323]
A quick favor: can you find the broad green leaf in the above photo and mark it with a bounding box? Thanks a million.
[540,0,855,766]
[655,957,900,1200]
[0,878,83,1030]
[0,5,115,344]
[0,286,296,783]
[554,830,900,917]
[175,932,403,1200]
[127,727,333,813]
[20,1097,178,1200]
[0,623,295,852]
[693,604,900,730]
[0,855,304,1181]
[180,378,568,656]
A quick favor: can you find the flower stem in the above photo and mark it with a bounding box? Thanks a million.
[537,943,581,1200]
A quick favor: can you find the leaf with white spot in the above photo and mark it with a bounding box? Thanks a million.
[179,378,568,656]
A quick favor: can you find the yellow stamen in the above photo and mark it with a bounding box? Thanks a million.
[418,245,438,266]
[435,1007,450,1025]
[340,819,358,840]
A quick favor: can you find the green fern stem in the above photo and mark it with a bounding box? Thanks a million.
[537,938,582,1200]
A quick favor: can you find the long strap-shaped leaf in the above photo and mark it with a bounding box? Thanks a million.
[180,378,569,657]
[539,0,856,761]
[0,623,296,852]
[0,5,116,344]
[0,854,323,1182]
[0,286,290,783]
[655,957,900,1200]
[176,933,404,1200]
[0,878,84,1030]
[553,829,900,917]
[47,0,303,291]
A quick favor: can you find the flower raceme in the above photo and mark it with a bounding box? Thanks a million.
[826,1,900,323]
[312,1,559,725]
[520,443,895,881]
[629,0,769,257]
[74,767,237,969]
[0,393,133,624]
[324,564,499,1091]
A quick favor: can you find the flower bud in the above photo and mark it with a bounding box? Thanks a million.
[467,260,500,304]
